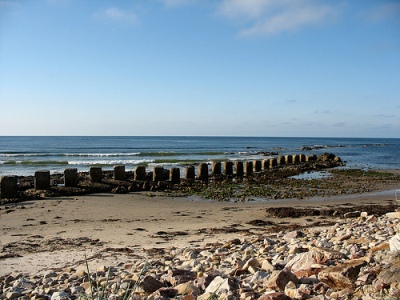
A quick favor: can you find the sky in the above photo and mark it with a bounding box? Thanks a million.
[0,0,399,138]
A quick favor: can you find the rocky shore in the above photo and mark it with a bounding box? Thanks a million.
[1,209,400,299]
[1,152,400,299]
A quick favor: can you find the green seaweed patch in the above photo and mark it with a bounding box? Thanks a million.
[331,169,399,178]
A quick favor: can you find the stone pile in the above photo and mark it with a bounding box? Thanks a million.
[1,213,400,299]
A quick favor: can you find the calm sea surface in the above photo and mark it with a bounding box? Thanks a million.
[0,136,399,176]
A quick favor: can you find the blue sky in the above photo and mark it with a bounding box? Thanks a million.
[0,0,399,137]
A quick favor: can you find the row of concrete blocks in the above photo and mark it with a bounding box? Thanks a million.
[0,154,316,198]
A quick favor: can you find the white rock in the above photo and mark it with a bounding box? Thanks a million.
[51,291,70,300]
[204,276,230,295]
[389,233,400,251]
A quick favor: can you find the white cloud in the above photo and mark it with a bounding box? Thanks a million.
[92,7,138,25]
[216,0,338,36]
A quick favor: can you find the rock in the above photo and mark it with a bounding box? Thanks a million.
[343,211,361,218]
[318,259,367,290]
[139,275,165,293]
[264,268,299,291]
[43,271,57,278]
[389,234,400,251]
[50,291,70,300]
[164,269,197,286]
[259,291,292,300]
[284,281,301,299]
[175,282,200,295]
[243,257,260,270]
[261,259,275,272]
[376,255,400,288]
[311,247,345,260]
[386,211,400,218]
[283,230,304,241]
[285,250,325,277]
[6,291,22,299]
[204,276,234,296]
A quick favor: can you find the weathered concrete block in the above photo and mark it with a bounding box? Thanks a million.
[224,161,233,176]
[113,165,125,180]
[185,166,195,181]
[278,156,285,165]
[134,166,146,181]
[285,155,293,164]
[64,168,78,187]
[235,161,244,177]
[269,158,277,168]
[293,154,300,164]
[153,166,164,182]
[90,166,102,183]
[300,154,306,162]
[197,163,209,180]
[262,159,270,170]
[0,176,18,199]
[211,162,222,175]
[169,168,180,184]
[244,161,253,176]
[253,160,262,172]
[35,170,50,190]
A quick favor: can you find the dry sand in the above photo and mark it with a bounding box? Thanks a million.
[1,186,399,277]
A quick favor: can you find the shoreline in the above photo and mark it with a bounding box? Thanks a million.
[1,186,399,277]
[1,168,400,299]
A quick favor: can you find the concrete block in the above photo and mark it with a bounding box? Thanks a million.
[113,165,125,180]
[35,170,50,190]
[64,168,78,187]
[90,166,102,183]
[169,167,180,184]
[0,176,18,198]
[134,166,146,181]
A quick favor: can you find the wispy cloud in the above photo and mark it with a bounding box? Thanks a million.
[160,0,199,8]
[371,114,395,118]
[92,7,138,25]
[363,2,400,23]
[313,110,331,114]
[216,0,339,36]
[0,0,23,10]
[46,0,71,5]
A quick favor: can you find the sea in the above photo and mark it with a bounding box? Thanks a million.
[0,136,399,177]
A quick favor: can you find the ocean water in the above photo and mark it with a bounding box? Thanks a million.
[0,136,399,176]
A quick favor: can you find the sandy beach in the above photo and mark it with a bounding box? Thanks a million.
[1,187,399,276]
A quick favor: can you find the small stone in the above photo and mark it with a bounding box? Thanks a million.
[261,259,275,272]
[139,275,165,293]
[343,211,361,218]
[6,291,22,299]
[264,268,299,291]
[50,291,70,300]
[318,259,367,290]
[259,291,292,300]
[175,282,200,295]
[44,271,57,278]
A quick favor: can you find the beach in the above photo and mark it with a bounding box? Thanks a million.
[1,167,400,299]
